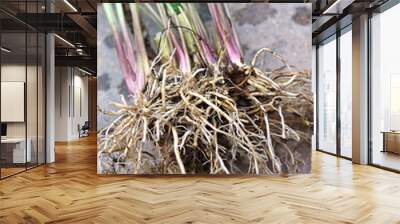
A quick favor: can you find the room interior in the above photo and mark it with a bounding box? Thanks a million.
[54,66,91,142]
[0,30,46,178]
[314,1,400,171]
[0,0,400,222]
[370,3,400,171]
[0,0,97,179]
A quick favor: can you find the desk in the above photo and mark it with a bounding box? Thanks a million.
[382,131,400,154]
[1,138,31,163]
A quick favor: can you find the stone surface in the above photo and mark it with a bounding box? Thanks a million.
[97,3,312,174]
[228,3,311,71]
[97,3,311,130]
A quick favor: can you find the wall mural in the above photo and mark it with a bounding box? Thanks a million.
[97,3,313,175]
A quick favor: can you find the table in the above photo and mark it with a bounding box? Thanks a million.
[1,138,31,163]
[382,131,400,154]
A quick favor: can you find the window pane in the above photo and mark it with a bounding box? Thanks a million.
[318,37,337,154]
[27,31,38,169]
[340,29,352,158]
[371,4,400,171]
[1,30,28,177]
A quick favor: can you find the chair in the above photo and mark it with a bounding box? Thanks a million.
[79,121,90,138]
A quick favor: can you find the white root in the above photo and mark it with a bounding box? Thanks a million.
[98,48,312,175]
[172,126,186,174]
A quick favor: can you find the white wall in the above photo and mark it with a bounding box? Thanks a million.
[1,65,26,140]
[71,72,89,138]
[55,67,89,141]
[55,67,69,141]
[1,65,38,138]
[1,63,46,164]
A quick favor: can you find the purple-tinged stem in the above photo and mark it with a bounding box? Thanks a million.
[208,3,242,66]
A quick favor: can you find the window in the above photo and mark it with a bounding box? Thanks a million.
[370,3,400,171]
[317,36,337,154]
[0,1,47,179]
[339,28,352,158]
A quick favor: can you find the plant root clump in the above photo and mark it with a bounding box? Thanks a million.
[98,48,313,175]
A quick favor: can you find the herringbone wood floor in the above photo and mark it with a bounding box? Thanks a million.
[1,136,400,224]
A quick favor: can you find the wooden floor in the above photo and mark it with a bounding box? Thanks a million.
[0,167,26,178]
[373,150,400,171]
[1,136,400,224]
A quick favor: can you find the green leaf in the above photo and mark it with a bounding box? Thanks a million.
[168,3,182,14]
